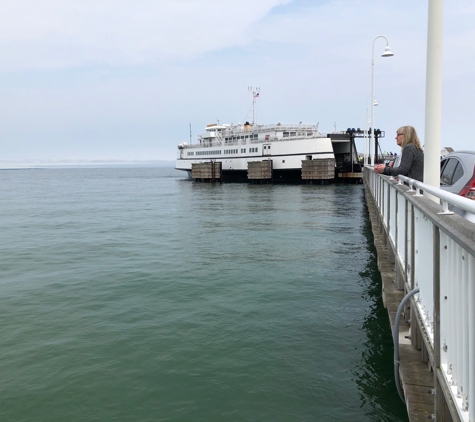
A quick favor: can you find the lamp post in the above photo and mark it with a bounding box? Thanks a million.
[370,35,394,166]
[364,95,378,166]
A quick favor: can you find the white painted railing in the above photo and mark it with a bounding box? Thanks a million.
[365,168,475,422]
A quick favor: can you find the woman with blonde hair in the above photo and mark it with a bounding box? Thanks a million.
[375,125,424,181]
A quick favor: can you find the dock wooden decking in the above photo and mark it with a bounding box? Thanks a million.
[365,188,437,422]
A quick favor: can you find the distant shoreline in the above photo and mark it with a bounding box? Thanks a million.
[0,160,175,170]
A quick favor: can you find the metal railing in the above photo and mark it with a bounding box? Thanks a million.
[364,167,475,422]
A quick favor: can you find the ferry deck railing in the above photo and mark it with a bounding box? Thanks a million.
[364,167,475,422]
[187,132,327,149]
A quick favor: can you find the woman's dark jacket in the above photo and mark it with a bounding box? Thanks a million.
[383,144,424,182]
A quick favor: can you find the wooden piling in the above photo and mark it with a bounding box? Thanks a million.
[247,160,272,182]
[191,162,222,182]
[301,158,335,181]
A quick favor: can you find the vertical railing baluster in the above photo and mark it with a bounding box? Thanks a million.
[461,251,469,410]
[468,254,475,422]
[433,225,442,415]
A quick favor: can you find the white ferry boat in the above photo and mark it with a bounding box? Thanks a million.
[175,93,359,182]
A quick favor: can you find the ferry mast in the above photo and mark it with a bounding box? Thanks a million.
[248,86,260,124]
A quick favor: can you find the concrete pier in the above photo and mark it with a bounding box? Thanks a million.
[365,186,436,422]
[363,168,475,422]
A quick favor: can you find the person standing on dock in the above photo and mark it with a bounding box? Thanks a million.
[374,126,424,182]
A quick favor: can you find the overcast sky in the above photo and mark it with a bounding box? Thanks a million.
[0,0,473,161]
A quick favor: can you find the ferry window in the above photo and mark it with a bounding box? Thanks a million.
[307,132,313,136]
[283,132,289,137]
[290,132,296,136]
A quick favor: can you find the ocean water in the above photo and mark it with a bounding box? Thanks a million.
[0,167,408,422]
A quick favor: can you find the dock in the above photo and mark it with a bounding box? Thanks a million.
[365,185,435,421]
[364,168,475,422]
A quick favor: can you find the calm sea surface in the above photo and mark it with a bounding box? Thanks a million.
[0,167,408,422]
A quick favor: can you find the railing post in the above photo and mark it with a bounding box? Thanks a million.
[433,225,445,416]
[409,202,418,347]
[404,199,409,285]
[410,204,415,290]
[469,255,475,422]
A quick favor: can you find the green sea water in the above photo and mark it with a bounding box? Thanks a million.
[0,167,408,421]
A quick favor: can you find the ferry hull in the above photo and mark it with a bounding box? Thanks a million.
[176,121,361,183]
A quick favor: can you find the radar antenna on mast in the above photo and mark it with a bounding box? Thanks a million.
[247,86,260,124]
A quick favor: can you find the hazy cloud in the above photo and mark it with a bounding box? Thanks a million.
[0,0,292,70]
[0,0,474,160]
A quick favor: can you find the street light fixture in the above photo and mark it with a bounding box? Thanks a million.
[370,36,394,166]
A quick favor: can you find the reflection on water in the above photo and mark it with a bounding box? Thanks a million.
[354,193,409,421]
